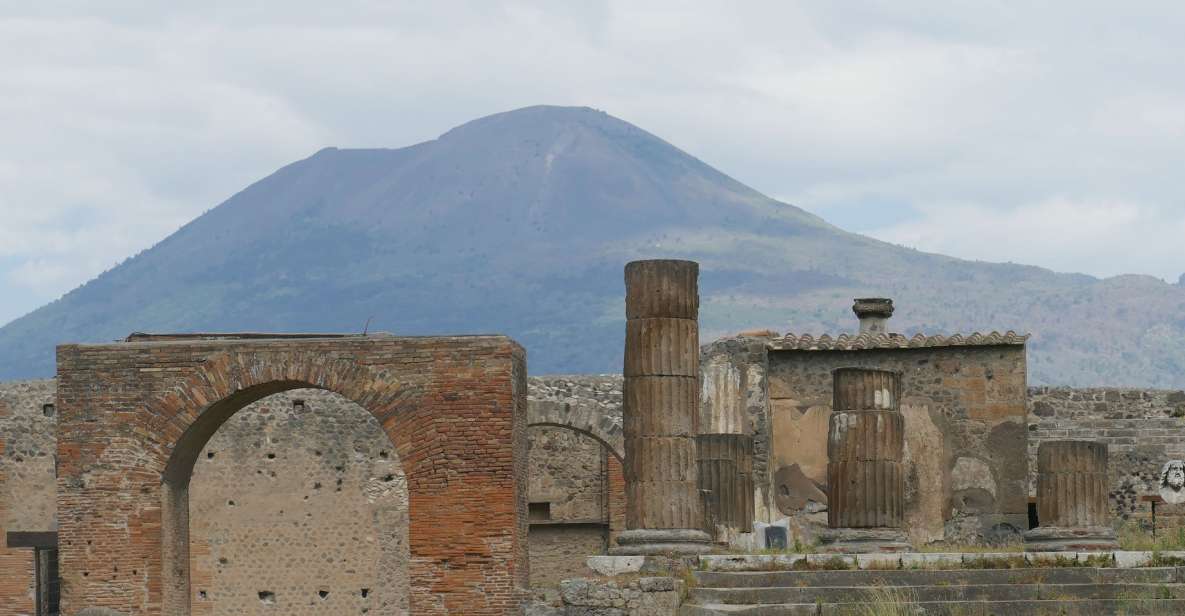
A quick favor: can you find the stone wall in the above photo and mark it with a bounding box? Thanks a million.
[530,577,681,616]
[762,344,1029,546]
[528,426,606,522]
[526,525,605,587]
[0,380,56,616]
[526,425,610,588]
[1028,387,1185,522]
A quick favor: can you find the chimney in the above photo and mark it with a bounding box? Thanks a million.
[853,298,894,335]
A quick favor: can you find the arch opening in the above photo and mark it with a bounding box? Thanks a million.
[528,422,623,463]
[162,382,409,616]
[526,424,625,587]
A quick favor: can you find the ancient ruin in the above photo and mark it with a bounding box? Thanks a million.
[1025,440,1118,551]
[6,260,1185,614]
[819,368,910,553]
[615,260,711,555]
[53,333,527,616]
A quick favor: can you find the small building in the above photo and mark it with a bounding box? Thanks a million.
[701,298,1031,547]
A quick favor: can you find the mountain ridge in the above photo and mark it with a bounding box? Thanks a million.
[2,105,1183,386]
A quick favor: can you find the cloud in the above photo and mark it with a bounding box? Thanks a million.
[870,200,1185,281]
[3,1,1185,323]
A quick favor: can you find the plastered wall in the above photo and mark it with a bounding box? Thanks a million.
[764,345,1029,546]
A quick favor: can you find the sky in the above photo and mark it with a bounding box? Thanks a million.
[2,1,1185,327]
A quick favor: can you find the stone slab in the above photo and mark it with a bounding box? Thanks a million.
[855,553,902,569]
[805,553,857,569]
[698,554,806,572]
[901,552,963,568]
[586,555,647,576]
[1024,526,1118,552]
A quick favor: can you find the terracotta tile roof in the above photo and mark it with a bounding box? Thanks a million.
[766,331,1029,351]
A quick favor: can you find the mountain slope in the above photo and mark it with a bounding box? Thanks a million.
[2,106,1183,386]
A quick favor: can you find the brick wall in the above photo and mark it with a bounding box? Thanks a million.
[54,334,526,616]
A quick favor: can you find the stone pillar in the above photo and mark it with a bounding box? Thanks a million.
[1024,440,1117,551]
[820,368,911,553]
[613,259,712,555]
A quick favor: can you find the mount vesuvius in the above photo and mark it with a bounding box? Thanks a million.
[2,106,1183,386]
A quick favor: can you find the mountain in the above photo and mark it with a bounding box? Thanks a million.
[2,106,1184,386]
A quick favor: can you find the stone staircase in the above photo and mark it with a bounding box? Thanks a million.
[681,567,1185,615]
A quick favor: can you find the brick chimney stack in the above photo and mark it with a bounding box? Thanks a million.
[853,298,894,335]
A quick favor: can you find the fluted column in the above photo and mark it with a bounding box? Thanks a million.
[697,434,755,534]
[820,368,911,553]
[1024,440,1117,551]
[613,259,711,555]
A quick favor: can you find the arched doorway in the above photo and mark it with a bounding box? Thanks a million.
[526,400,626,586]
[56,334,527,616]
[187,388,409,615]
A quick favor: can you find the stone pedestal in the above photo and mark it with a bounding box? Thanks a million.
[614,260,711,555]
[1024,440,1118,551]
[820,368,911,553]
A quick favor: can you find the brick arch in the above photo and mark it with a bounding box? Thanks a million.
[55,334,527,616]
[528,400,624,462]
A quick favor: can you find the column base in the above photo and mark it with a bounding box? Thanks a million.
[1023,526,1118,552]
[609,529,714,555]
[818,528,912,554]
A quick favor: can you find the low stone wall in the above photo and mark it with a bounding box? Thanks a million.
[529,577,681,616]
[1028,387,1185,523]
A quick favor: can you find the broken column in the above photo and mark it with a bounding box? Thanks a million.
[1024,440,1118,551]
[696,434,754,537]
[613,259,712,555]
[820,368,911,553]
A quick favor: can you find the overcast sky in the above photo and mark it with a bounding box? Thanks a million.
[3,2,1185,327]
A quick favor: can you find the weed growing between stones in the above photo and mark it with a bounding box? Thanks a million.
[1147,550,1185,567]
[960,555,1027,569]
[1118,521,1185,551]
[794,556,854,571]
[917,542,1024,553]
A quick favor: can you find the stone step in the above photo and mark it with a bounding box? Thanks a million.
[692,567,1183,588]
[681,598,1185,616]
[688,582,1185,604]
